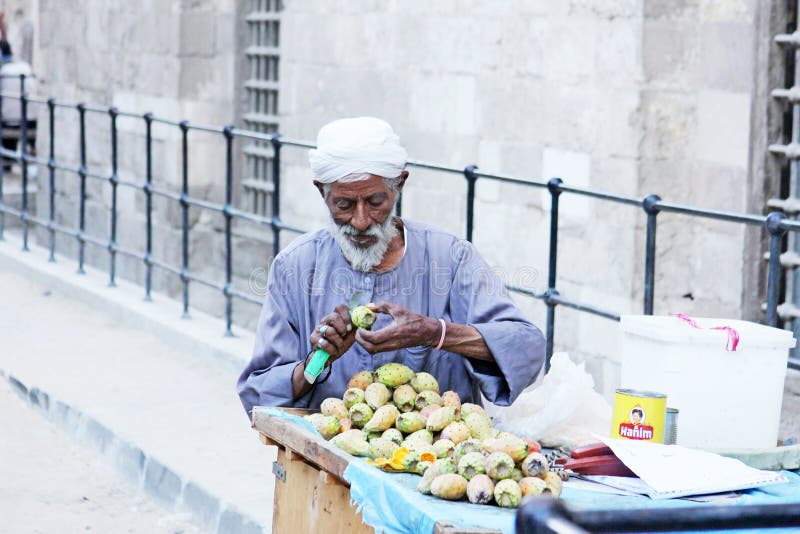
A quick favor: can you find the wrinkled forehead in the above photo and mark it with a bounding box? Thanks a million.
[327,175,392,198]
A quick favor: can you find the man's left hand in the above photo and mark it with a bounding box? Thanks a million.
[355,301,440,354]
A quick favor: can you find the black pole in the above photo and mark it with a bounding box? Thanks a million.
[270,134,281,259]
[464,165,478,242]
[0,82,4,240]
[47,98,56,261]
[108,107,119,287]
[545,178,563,373]
[77,102,87,274]
[643,194,661,315]
[179,120,190,318]
[143,113,154,302]
[765,212,787,326]
[19,74,28,251]
[223,125,234,337]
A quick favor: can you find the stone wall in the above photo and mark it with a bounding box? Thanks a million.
[31,0,781,399]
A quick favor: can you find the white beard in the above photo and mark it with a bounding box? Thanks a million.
[330,214,400,272]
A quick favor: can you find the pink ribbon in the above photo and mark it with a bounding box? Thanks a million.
[670,313,740,352]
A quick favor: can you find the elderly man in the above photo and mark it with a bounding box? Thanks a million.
[237,117,545,417]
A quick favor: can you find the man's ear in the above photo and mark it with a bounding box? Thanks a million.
[397,170,409,192]
[313,180,325,199]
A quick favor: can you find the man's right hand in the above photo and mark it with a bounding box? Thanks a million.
[308,304,356,363]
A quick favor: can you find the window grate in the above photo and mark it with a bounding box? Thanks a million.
[241,0,282,218]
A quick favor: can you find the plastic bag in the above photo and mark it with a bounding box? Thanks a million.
[490,352,612,449]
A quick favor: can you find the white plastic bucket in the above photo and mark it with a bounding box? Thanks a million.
[619,315,796,449]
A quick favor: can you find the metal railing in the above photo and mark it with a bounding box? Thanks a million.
[0,76,799,371]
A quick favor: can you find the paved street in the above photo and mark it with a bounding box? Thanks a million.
[0,380,201,533]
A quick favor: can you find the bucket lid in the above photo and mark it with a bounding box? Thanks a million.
[619,315,797,350]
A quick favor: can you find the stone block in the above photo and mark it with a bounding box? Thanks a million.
[695,90,751,169]
[568,0,641,18]
[640,91,697,161]
[542,147,591,222]
[216,507,265,534]
[695,23,755,92]
[643,20,698,87]
[409,74,477,137]
[180,11,216,57]
[644,0,699,20]
[144,456,183,508]
[182,482,221,532]
[179,57,216,100]
[595,19,642,87]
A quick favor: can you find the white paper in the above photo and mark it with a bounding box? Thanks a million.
[599,437,788,499]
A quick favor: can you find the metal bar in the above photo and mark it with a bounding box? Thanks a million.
[464,165,477,242]
[643,195,661,315]
[657,200,766,225]
[144,113,153,301]
[223,126,234,337]
[545,178,562,373]
[77,103,87,274]
[0,83,4,240]
[19,74,28,250]
[766,212,788,326]
[271,135,282,258]
[557,183,643,207]
[108,107,119,287]
[548,293,621,321]
[179,120,190,318]
[47,98,56,261]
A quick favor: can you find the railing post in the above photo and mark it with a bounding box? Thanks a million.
[642,194,661,315]
[77,102,87,274]
[270,134,282,259]
[545,177,563,373]
[143,113,154,301]
[47,98,56,261]
[19,73,29,251]
[766,212,787,326]
[464,165,478,242]
[223,125,234,337]
[179,120,190,318]
[0,81,4,240]
[108,107,119,287]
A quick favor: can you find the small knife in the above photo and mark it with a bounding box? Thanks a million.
[304,291,366,384]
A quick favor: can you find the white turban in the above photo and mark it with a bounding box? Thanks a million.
[308,117,408,184]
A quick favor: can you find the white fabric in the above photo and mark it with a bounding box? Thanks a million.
[308,117,407,183]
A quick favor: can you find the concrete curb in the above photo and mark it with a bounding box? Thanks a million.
[4,371,266,534]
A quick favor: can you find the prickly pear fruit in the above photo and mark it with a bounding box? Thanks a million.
[520,452,549,478]
[460,403,488,420]
[467,474,495,505]
[375,363,415,387]
[330,430,370,456]
[368,438,399,460]
[518,477,547,498]
[405,429,434,445]
[433,457,456,475]
[415,460,433,475]
[453,438,483,465]
[366,430,382,441]
[482,436,529,463]
[392,384,417,412]
[543,471,563,498]
[401,450,424,472]
[426,406,456,432]
[339,418,353,433]
[440,421,471,445]
[395,412,426,434]
[410,372,439,393]
[430,474,468,501]
[343,387,366,410]
[350,305,377,329]
[521,436,542,453]
[418,405,439,421]
[401,440,435,454]
[485,452,516,481]
[417,460,450,494]
[363,404,399,432]
[510,468,523,483]
[320,398,349,420]
[364,382,391,410]
[441,391,462,419]
[381,428,403,446]
[347,371,374,391]
[348,403,374,429]
[304,413,341,440]
[432,439,455,459]
[458,451,487,481]
[464,412,495,441]
[493,479,522,508]
[415,390,443,411]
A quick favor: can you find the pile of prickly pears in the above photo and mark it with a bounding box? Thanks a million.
[303,363,561,508]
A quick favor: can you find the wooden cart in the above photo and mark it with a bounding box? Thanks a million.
[252,407,500,534]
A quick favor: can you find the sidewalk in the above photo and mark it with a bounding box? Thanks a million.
[0,235,275,533]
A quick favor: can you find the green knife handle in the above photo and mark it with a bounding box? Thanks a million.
[304,348,330,383]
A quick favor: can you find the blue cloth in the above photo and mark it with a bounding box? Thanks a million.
[237,219,546,416]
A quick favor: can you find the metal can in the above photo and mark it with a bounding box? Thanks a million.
[611,388,667,443]
[664,407,679,445]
